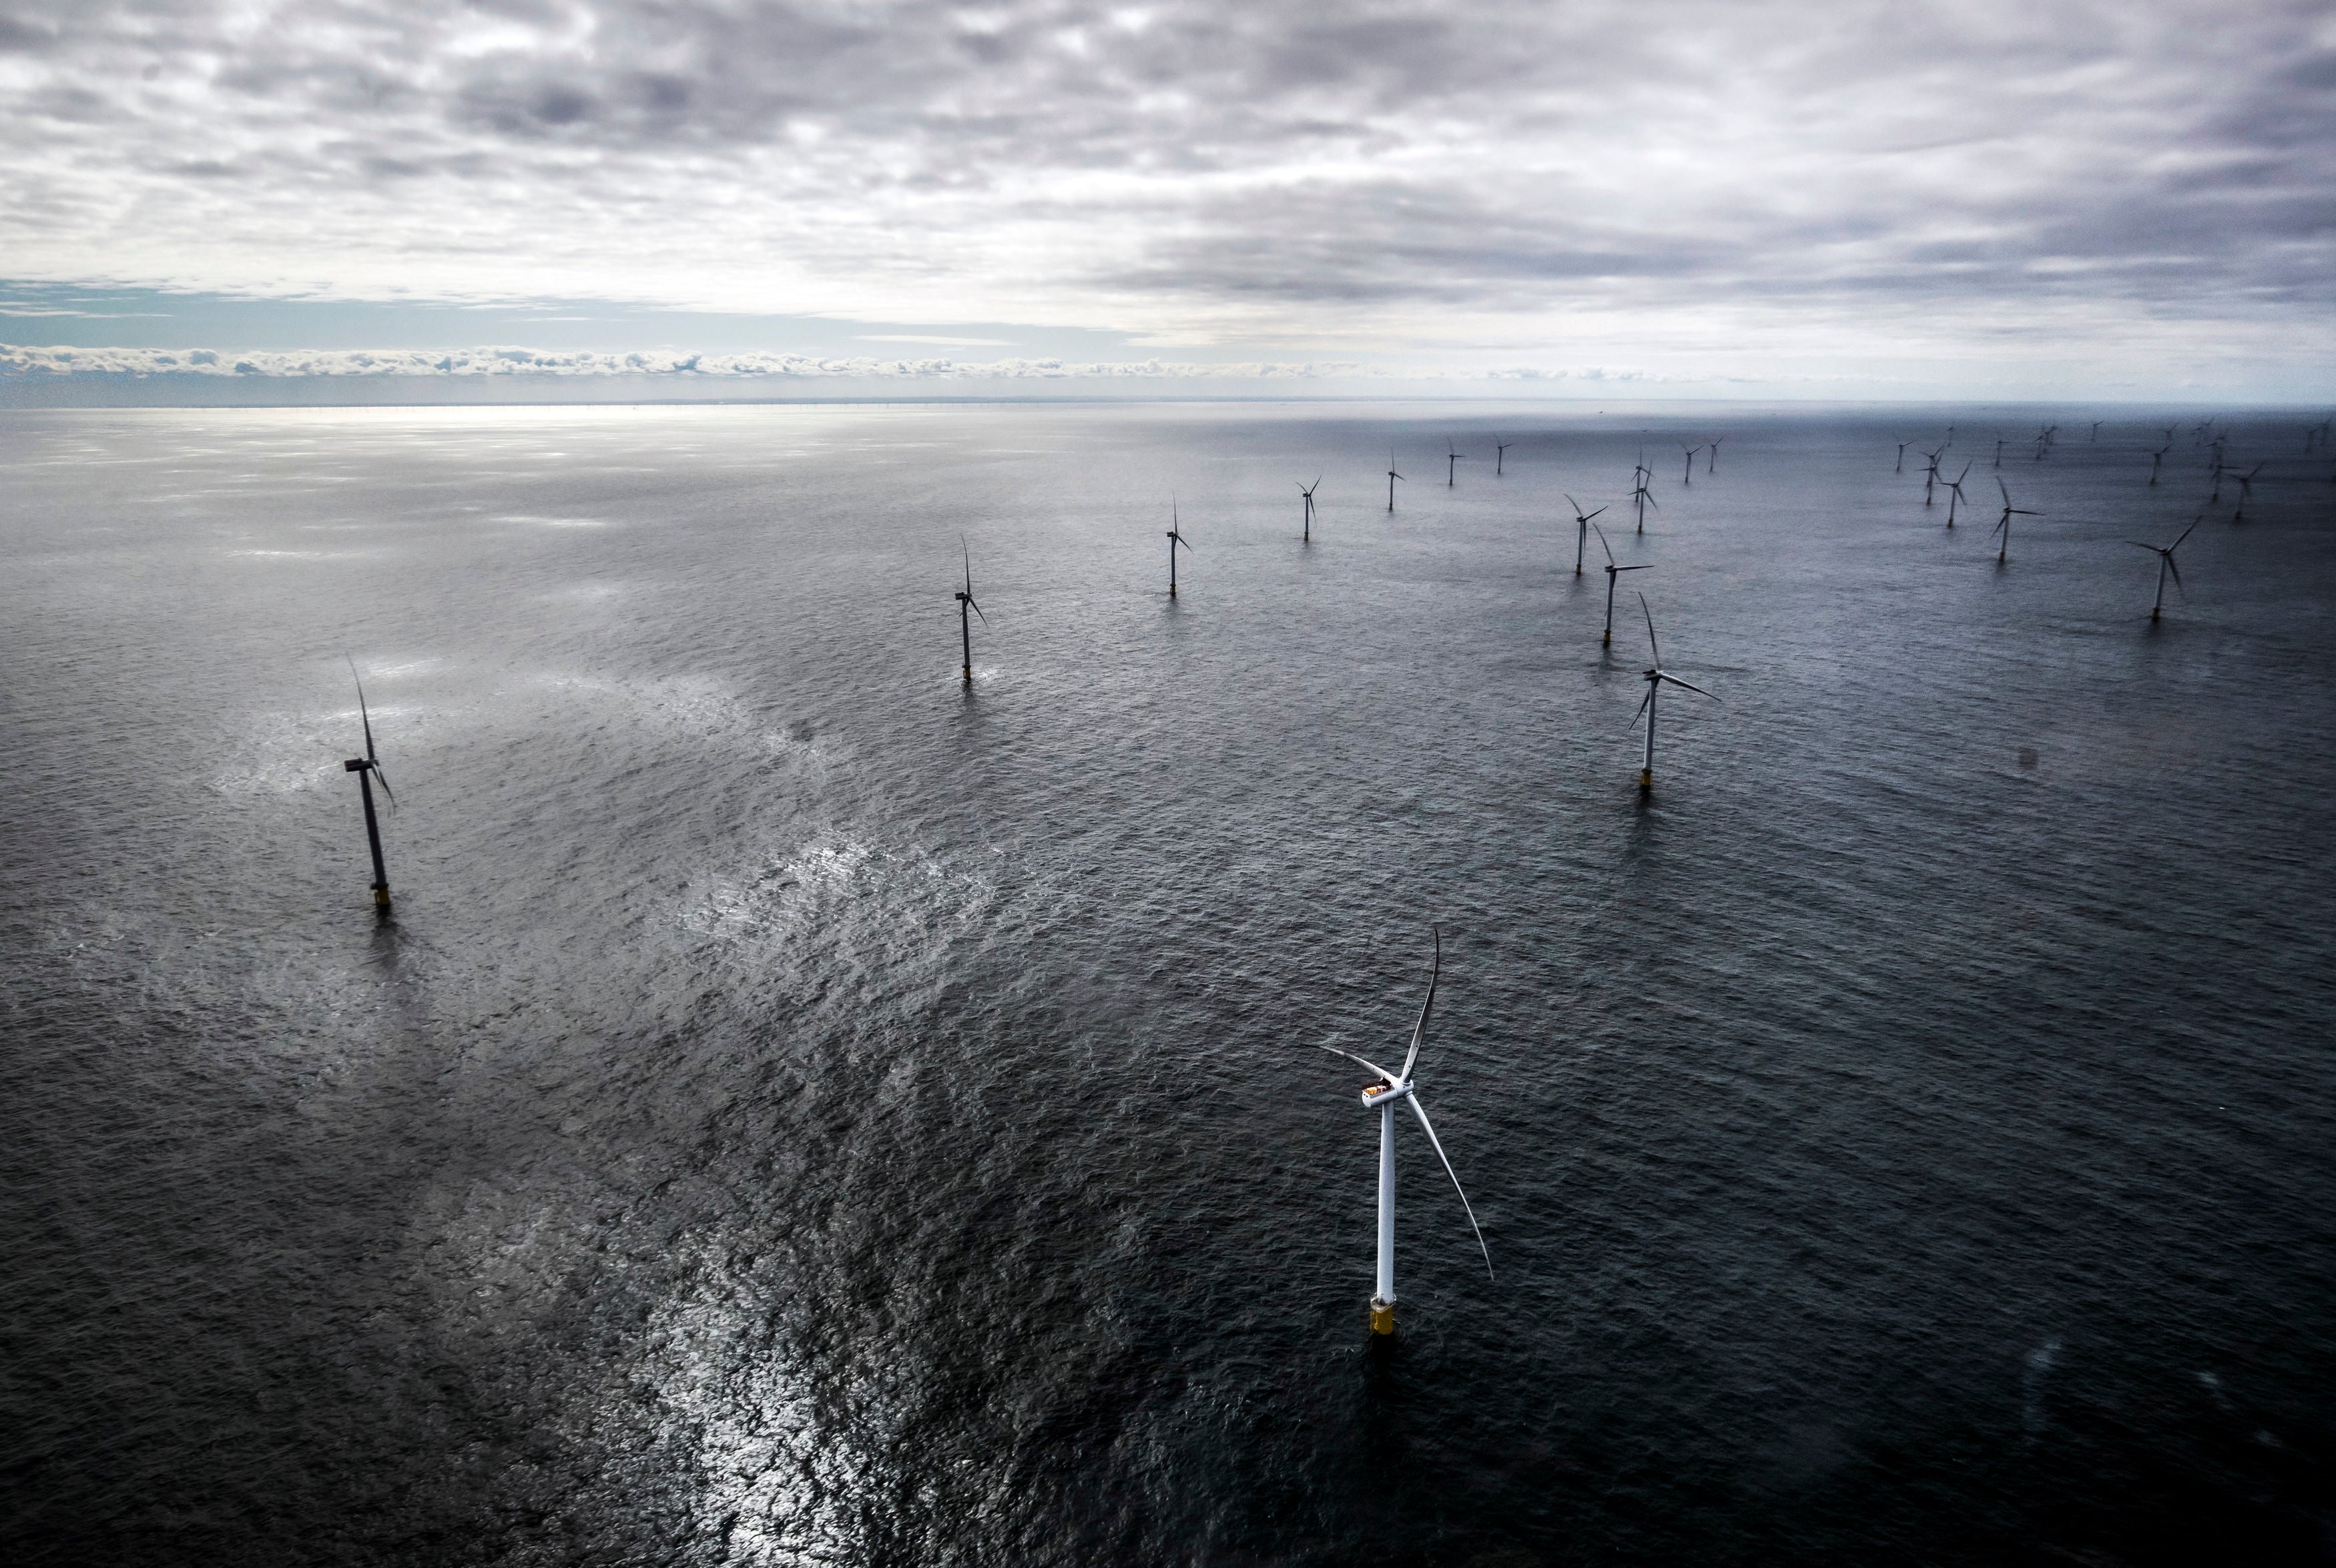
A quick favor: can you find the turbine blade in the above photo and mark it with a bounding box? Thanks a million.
[1593,522,1615,565]
[2172,518,2200,550]
[346,655,378,763]
[1407,1094,1494,1280]
[1616,563,1653,572]
[1584,506,1605,522]
[1633,685,1652,724]
[370,763,396,810]
[1316,1042,1398,1083]
[1660,673,1719,700]
[1996,477,2011,506]
[1399,926,1439,1084]
[2164,554,2183,589]
[1639,591,1659,667]
[968,597,988,625]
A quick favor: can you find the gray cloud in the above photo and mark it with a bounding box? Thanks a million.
[0,1,2328,386]
[0,340,1723,384]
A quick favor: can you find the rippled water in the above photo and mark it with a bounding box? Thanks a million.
[3,400,2333,1566]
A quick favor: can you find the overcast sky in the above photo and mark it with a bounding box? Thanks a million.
[1,0,2330,398]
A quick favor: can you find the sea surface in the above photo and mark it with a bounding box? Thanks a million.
[3,400,2333,1567]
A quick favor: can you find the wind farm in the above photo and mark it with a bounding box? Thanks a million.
[4,0,2331,1556]
[5,397,2331,1568]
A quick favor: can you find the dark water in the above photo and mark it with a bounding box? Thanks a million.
[4,400,2333,1566]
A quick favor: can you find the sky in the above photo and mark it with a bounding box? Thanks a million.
[1,0,2331,401]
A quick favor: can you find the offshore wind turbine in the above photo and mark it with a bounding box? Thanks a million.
[1298,476,1321,542]
[1895,440,1910,474]
[1994,436,2006,470]
[1706,436,1725,474]
[1386,451,1404,512]
[1680,444,1699,485]
[1632,594,1718,793]
[1920,444,1947,505]
[2127,517,2199,621]
[341,659,396,913]
[1594,523,1651,647]
[1314,927,1493,1337]
[1495,441,1511,476]
[1992,478,2036,564]
[1943,462,1972,526]
[2148,442,2170,485]
[1631,466,1659,533]
[1446,442,1469,486]
[1165,500,1192,597]
[2230,462,2262,521]
[954,538,986,684]
[1564,493,1606,575]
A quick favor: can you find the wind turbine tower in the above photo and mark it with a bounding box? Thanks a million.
[1633,595,1719,793]
[341,659,396,912]
[1565,493,1606,576]
[1594,524,1651,647]
[1316,928,1492,1336]
[1166,500,1192,597]
[955,539,986,683]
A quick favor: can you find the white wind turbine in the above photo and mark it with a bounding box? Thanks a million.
[1316,927,1493,1336]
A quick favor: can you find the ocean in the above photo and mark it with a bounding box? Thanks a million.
[3,399,2332,1565]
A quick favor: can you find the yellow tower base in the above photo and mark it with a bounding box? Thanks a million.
[1638,769,1653,791]
[373,886,392,909]
[1368,1298,1395,1335]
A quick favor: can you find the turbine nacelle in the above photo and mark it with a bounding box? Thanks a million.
[1360,1078,1415,1108]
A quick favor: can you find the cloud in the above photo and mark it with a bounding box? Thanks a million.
[0,342,1358,380]
[0,340,1753,386]
[0,1,2327,390]
[855,334,1017,346]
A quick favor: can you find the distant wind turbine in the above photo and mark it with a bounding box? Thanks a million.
[2230,462,2262,521]
[1313,927,1493,1338]
[1495,441,1511,476]
[1631,594,1718,793]
[1447,441,1469,486]
[1564,492,1606,576]
[954,538,986,684]
[341,657,396,913]
[1895,440,1910,474]
[2126,517,2199,621]
[1920,444,1946,506]
[1943,462,1972,526]
[1594,523,1651,647]
[1298,476,1321,542]
[1706,436,1724,474]
[2148,442,2170,485]
[1166,499,1191,597]
[1387,451,1404,512]
[1631,466,1659,534]
[1992,478,2037,563]
[1680,444,1699,485]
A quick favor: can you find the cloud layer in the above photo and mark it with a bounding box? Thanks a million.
[0,341,1698,385]
[0,1,2330,388]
